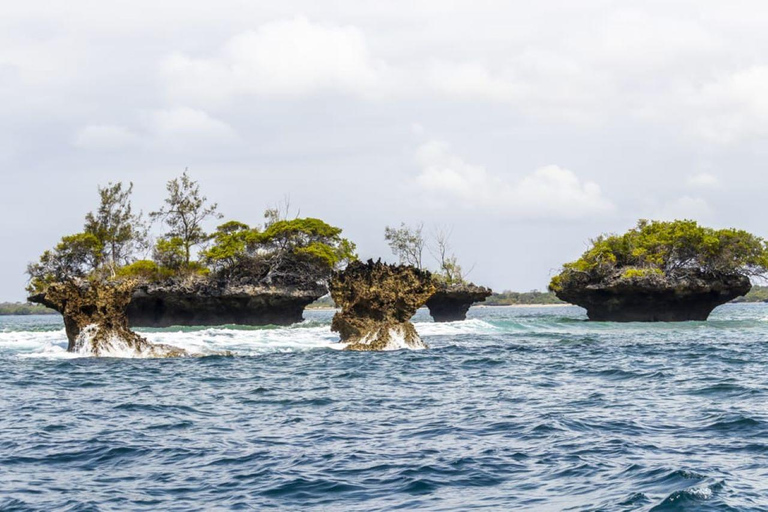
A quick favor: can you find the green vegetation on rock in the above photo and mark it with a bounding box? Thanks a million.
[27,172,357,294]
[550,219,768,293]
[150,170,222,267]
[384,223,469,286]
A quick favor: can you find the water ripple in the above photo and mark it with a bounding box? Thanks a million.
[1,305,768,510]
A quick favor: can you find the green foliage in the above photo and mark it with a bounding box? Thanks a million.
[255,217,357,271]
[26,232,103,292]
[153,237,186,271]
[150,170,222,266]
[200,216,357,283]
[621,267,664,279]
[84,182,147,271]
[0,302,57,315]
[115,260,176,281]
[27,181,146,291]
[200,221,260,272]
[732,285,768,303]
[484,290,565,306]
[384,223,425,269]
[550,220,768,291]
[307,295,336,309]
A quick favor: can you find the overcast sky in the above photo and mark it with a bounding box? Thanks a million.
[3,1,768,300]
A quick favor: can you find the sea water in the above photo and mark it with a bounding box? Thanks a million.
[1,305,767,510]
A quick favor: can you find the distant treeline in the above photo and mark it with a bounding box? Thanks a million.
[309,290,567,309]
[0,302,57,315]
[483,291,565,306]
[6,286,766,316]
[732,285,768,303]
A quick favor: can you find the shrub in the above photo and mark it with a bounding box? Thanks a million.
[550,220,768,291]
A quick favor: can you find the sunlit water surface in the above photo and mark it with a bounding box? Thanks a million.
[2,304,768,511]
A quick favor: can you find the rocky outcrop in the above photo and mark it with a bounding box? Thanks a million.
[29,280,187,357]
[126,277,326,327]
[330,259,436,350]
[426,283,492,322]
[554,271,751,322]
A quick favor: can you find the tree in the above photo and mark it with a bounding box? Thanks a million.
[263,195,298,227]
[27,232,103,291]
[255,217,357,282]
[153,237,187,271]
[201,215,357,283]
[550,219,768,292]
[428,227,468,285]
[150,170,222,267]
[200,221,259,274]
[384,222,425,269]
[84,182,147,273]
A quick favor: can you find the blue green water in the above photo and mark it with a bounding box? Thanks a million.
[2,305,768,510]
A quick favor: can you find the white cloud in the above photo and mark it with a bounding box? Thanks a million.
[651,66,768,144]
[73,124,140,150]
[425,61,522,103]
[72,108,237,152]
[687,172,719,188]
[655,196,712,221]
[414,139,614,219]
[161,17,388,104]
[146,107,237,142]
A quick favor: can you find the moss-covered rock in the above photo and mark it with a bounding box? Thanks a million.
[330,259,436,350]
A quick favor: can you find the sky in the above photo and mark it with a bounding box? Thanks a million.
[3,0,768,300]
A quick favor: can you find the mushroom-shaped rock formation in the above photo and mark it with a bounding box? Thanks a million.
[554,271,750,321]
[330,259,436,350]
[29,280,187,357]
[426,282,492,322]
[550,220,768,322]
[126,277,326,327]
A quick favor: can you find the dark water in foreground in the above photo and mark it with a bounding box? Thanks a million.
[2,305,768,511]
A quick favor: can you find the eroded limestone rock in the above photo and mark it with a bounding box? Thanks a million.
[29,280,187,357]
[330,260,436,350]
[426,283,492,322]
[126,276,326,327]
[554,271,751,322]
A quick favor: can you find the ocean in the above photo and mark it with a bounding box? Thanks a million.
[1,304,767,511]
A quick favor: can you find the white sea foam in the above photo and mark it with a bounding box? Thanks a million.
[415,318,498,337]
[337,326,427,351]
[2,317,497,359]
[0,329,67,352]
[141,325,340,356]
[2,322,344,359]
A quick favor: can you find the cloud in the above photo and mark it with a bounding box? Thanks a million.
[72,108,237,152]
[655,196,712,221]
[414,139,614,219]
[161,17,388,104]
[650,66,768,144]
[687,172,719,188]
[146,107,237,143]
[73,124,140,150]
[425,61,522,103]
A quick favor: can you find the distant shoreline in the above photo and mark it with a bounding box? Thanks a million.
[306,303,573,312]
